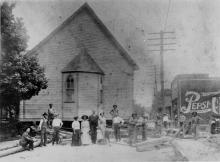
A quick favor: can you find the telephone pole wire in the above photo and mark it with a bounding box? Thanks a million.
[148,30,176,114]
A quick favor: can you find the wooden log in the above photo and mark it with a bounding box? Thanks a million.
[0,140,41,158]
[0,144,19,152]
[60,130,72,136]
[47,129,68,138]
[0,140,19,152]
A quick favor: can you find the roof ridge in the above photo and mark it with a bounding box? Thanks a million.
[27,2,138,70]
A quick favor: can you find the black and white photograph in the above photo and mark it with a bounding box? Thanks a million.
[1,0,220,161]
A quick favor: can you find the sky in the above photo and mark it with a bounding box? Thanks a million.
[11,0,220,109]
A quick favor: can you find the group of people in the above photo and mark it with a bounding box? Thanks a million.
[71,104,124,146]
[71,110,107,146]
[178,111,203,138]
[127,112,149,146]
[19,104,63,150]
[19,103,150,150]
[39,104,63,146]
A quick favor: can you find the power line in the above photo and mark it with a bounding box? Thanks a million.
[148,30,176,114]
[164,0,172,31]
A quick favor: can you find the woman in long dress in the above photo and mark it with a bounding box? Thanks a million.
[98,112,106,143]
[81,115,91,145]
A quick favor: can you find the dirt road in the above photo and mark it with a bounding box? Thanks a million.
[0,141,179,162]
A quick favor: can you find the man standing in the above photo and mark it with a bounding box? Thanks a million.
[163,113,169,129]
[52,113,63,145]
[109,105,119,118]
[112,114,124,142]
[38,112,48,146]
[179,112,186,128]
[19,127,34,151]
[48,103,55,128]
[156,114,162,135]
[89,110,99,144]
[191,112,200,139]
[142,114,148,141]
[128,113,138,145]
[71,116,81,146]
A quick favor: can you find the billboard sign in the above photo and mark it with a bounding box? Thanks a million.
[180,79,220,114]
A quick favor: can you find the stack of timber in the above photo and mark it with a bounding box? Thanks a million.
[0,129,72,157]
[0,140,41,158]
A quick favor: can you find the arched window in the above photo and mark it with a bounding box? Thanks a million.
[65,75,74,102]
[66,75,74,89]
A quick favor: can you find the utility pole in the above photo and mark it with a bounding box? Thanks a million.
[154,65,158,96]
[148,30,176,114]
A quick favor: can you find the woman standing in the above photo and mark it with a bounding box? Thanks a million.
[98,112,106,143]
[81,115,91,145]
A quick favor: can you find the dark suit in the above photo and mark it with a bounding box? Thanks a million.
[89,115,99,144]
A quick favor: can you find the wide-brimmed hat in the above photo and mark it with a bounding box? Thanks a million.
[81,115,88,120]
[113,104,117,108]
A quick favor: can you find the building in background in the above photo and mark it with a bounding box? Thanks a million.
[171,74,220,123]
[19,3,138,121]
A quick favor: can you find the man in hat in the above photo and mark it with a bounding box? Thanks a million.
[52,113,63,145]
[38,112,48,146]
[89,110,99,144]
[48,103,55,128]
[109,104,119,118]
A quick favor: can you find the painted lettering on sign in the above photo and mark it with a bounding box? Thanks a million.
[181,91,212,113]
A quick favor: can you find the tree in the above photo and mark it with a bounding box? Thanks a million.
[0,2,48,119]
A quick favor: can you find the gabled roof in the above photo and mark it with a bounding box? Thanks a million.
[27,3,138,70]
[62,48,104,75]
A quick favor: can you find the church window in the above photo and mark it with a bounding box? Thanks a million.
[65,75,75,102]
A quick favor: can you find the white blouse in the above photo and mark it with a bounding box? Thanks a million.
[72,121,80,130]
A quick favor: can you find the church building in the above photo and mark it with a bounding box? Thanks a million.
[19,3,138,121]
